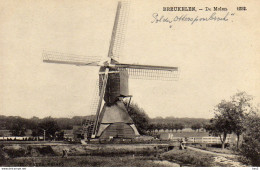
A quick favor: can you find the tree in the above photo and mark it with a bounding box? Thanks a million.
[147,123,156,133]
[172,123,184,132]
[168,123,175,132]
[38,117,60,140]
[173,123,179,132]
[203,123,212,132]
[239,113,260,166]
[9,117,28,136]
[178,123,185,132]
[162,123,168,132]
[201,122,207,132]
[125,102,150,135]
[208,92,256,150]
[155,123,163,132]
[229,92,254,148]
[208,100,233,149]
[56,118,73,130]
[191,123,202,132]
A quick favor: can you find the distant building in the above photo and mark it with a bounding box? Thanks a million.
[73,126,84,141]
[63,130,74,141]
[63,126,85,141]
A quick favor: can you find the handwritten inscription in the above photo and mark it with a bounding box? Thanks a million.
[151,12,234,26]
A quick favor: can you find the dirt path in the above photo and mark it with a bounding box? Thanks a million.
[187,146,236,158]
[187,146,245,167]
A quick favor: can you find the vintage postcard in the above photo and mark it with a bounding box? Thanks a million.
[0,0,259,168]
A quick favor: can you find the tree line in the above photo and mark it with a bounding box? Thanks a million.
[124,101,208,135]
[0,106,208,139]
[0,115,95,140]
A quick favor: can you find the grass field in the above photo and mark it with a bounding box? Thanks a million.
[161,149,216,167]
[0,142,244,167]
[2,156,170,167]
[0,143,171,167]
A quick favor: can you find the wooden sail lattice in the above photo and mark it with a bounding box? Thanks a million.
[118,68,179,81]
[89,80,100,119]
[109,1,130,61]
[43,51,102,66]
[84,79,100,138]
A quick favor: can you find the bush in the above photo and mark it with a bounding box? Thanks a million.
[3,148,26,158]
[0,148,9,165]
[37,146,56,156]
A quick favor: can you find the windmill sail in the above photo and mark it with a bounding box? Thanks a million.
[108,1,130,61]
[84,79,100,138]
[43,51,102,66]
[88,80,100,117]
[92,68,109,136]
[116,63,179,81]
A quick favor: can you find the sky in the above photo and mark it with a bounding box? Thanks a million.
[0,0,259,119]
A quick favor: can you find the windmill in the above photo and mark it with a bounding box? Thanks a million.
[43,1,179,140]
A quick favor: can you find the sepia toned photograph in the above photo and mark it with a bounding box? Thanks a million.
[0,0,259,167]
